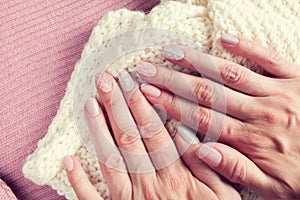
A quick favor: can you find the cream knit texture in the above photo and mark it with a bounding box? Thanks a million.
[22,0,300,199]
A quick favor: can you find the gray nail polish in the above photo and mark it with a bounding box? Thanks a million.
[163,45,185,60]
[118,70,135,92]
[178,125,199,144]
[221,33,239,45]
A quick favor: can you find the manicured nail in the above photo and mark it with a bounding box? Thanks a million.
[221,33,239,46]
[63,156,74,172]
[197,144,222,167]
[85,98,100,117]
[141,84,161,97]
[163,45,184,61]
[136,62,157,77]
[95,72,113,93]
[118,70,135,92]
[177,125,199,144]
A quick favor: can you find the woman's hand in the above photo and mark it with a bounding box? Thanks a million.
[136,34,300,199]
[63,71,239,199]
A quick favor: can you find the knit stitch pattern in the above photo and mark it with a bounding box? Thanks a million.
[22,0,300,199]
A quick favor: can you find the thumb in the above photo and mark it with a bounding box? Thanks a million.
[195,142,270,196]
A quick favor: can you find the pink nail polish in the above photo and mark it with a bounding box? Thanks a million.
[141,84,161,97]
[136,62,157,77]
[197,144,222,167]
[85,98,100,117]
[63,156,74,172]
[95,72,113,93]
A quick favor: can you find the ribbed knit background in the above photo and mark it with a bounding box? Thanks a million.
[0,0,159,199]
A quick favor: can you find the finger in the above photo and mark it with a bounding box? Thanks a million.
[195,142,273,197]
[221,33,300,78]
[84,98,132,199]
[136,62,254,119]
[95,72,155,174]
[63,156,102,200]
[175,126,241,200]
[118,71,179,170]
[161,45,276,96]
[141,84,245,144]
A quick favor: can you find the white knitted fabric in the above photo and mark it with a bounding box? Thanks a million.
[22,0,300,199]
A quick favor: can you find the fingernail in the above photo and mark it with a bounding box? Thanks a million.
[163,45,185,61]
[118,70,135,92]
[221,33,239,46]
[197,144,222,167]
[177,125,199,144]
[136,62,157,77]
[141,84,161,97]
[63,156,74,172]
[85,98,100,117]
[95,72,113,93]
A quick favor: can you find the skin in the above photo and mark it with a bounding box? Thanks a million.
[63,71,240,199]
[136,36,300,199]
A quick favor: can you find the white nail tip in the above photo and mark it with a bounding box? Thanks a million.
[177,125,199,144]
[118,70,135,92]
[163,45,185,61]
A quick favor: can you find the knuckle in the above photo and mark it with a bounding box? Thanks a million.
[260,109,279,124]
[193,79,215,103]
[142,129,168,148]
[192,107,211,131]
[254,98,282,124]
[221,65,244,84]
[221,121,248,143]
[265,50,283,67]
[228,159,247,184]
[104,153,124,171]
[138,117,153,127]
[270,95,300,126]
[139,120,163,138]
[118,130,140,148]
[127,90,144,107]
[166,93,179,110]
[160,69,174,86]
[285,111,300,128]
[244,39,255,56]
[220,123,238,140]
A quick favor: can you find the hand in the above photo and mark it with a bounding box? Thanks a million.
[63,71,239,199]
[136,33,300,199]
